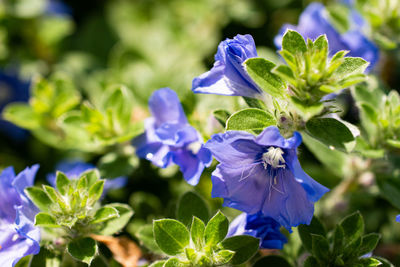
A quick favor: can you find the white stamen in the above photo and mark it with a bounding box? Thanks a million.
[146,153,154,160]
[187,141,202,154]
[262,147,286,169]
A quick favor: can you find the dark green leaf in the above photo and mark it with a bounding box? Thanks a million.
[220,235,259,265]
[378,178,400,210]
[67,237,98,265]
[243,97,266,109]
[358,233,381,257]
[298,216,326,252]
[136,224,164,254]
[176,191,209,226]
[306,117,355,151]
[253,255,292,267]
[30,247,60,267]
[303,256,320,267]
[340,211,364,244]
[311,235,330,261]
[333,225,345,255]
[153,219,190,255]
[213,109,231,128]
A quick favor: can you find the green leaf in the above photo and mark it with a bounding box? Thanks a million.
[333,57,369,79]
[311,234,330,261]
[163,257,187,267]
[91,206,119,224]
[35,212,60,228]
[204,211,229,247]
[220,235,259,265]
[213,109,231,128]
[30,247,61,267]
[98,203,134,235]
[25,187,53,212]
[282,30,307,54]
[136,224,164,254]
[244,58,286,98]
[177,191,209,227]
[190,216,206,250]
[358,233,381,256]
[67,237,98,265]
[372,257,395,267]
[333,225,345,255]
[3,104,40,130]
[213,249,235,265]
[87,180,105,205]
[298,216,326,252]
[378,178,400,210]
[291,97,324,120]
[306,117,355,152]
[253,255,292,267]
[358,257,382,267]
[55,171,70,195]
[153,219,190,255]
[273,65,297,86]
[243,97,267,109]
[226,108,276,134]
[149,261,166,267]
[339,211,364,244]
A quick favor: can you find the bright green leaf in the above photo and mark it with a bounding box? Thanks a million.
[177,191,209,226]
[204,211,229,247]
[153,219,190,255]
[220,235,259,265]
[67,237,98,265]
[226,108,276,134]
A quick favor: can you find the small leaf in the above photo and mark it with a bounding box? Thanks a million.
[136,224,164,254]
[333,57,369,79]
[358,233,381,257]
[55,171,70,195]
[190,216,206,250]
[213,249,235,265]
[163,257,187,267]
[339,211,364,244]
[226,108,276,134]
[3,104,40,130]
[98,203,134,235]
[304,256,320,267]
[176,191,209,227]
[35,212,60,228]
[153,219,190,255]
[220,235,259,265]
[91,206,119,224]
[306,117,355,152]
[244,58,286,98]
[333,225,345,255]
[88,180,105,205]
[273,65,297,86]
[253,255,292,267]
[149,261,166,267]
[204,211,229,247]
[358,257,382,267]
[213,109,231,128]
[298,216,326,252]
[243,97,266,109]
[311,235,330,261]
[25,187,53,212]
[282,30,307,54]
[67,237,98,265]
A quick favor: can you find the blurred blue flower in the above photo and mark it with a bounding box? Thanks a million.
[192,34,262,98]
[0,72,30,140]
[274,2,379,71]
[396,215,400,223]
[134,88,212,185]
[205,126,329,230]
[228,212,287,249]
[0,165,40,266]
[46,0,72,16]
[47,160,127,196]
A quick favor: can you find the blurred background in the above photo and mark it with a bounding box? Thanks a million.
[1,0,400,265]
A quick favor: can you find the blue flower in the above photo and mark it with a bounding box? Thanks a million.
[0,72,30,140]
[274,2,379,71]
[205,126,329,230]
[46,160,127,196]
[192,34,262,98]
[0,165,40,266]
[228,212,288,249]
[134,88,212,186]
[46,0,72,16]
[396,215,400,223]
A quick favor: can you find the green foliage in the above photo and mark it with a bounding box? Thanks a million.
[150,211,259,266]
[226,108,277,134]
[253,255,292,267]
[176,191,210,227]
[273,30,368,107]
[26,169,133,265]
[298,212,385,267]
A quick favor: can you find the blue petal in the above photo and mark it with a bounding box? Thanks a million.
[205,131,262,167]
[171,149,207,186]
[149,88,187,126]
[255,126,302,149]
[192,34,262,98]
[396,215,400,223]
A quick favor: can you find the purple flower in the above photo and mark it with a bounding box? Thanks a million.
[192,34,262,98]
[205,126,329,230]
[396,215,400,223]
[134,88,212,185]
[274,3,379,71]
[228,213,287,249]
[46,160,127,196]
[0,165,40,266]
[0,72,30,140]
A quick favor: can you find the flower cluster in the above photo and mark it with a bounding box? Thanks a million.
[0,165,40,266]
[134,88,212,185]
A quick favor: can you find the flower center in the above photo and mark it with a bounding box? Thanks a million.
[187,141,202,154]
[262,147,285,169]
